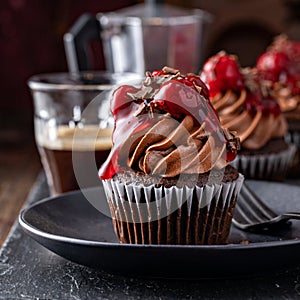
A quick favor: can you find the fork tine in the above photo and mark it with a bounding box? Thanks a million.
[236,193,268,224]
[234,183,278,226]
[234,194,259,225]
[241,183,277,219]
[233,183,297,231]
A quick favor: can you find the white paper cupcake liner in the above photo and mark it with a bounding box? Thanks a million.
[230,144,296,181]
[284,132,300,177]
[285,131,300,149]
[102,173,244,245]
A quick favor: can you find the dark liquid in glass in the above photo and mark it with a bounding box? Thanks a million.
[38,126,112,194]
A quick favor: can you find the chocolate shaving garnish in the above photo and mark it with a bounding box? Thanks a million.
[127,92,137,100]
[242,67,275,98]
[241,67,257,93]
[133,67,182,99]
[134,102,147,117]
[223,128,233,140]
[195,84,203,95]
[156,76,169,85]
[162,66,180,75]
[128,86,156,101]
[143,76,152,86]
[260,83,269,98]
[223,128,241,151]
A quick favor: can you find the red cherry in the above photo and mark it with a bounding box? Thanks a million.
[184,75,210,100]
[110,85,139,115]
[176,77,194,87]
[150,99,185,119]
[256,51,289,82]
[202,77,223,98]
[150,71,210,99]
[202,52,244,96]
[217,56,244,89]
[153,80,220,131]
[150,70,167,76]
[270,36,300,66]
[151,80,191,119]
[257,69,279,82]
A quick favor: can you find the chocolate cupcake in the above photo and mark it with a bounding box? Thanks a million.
[255,35,300,175]
[99,67,243,245]
[201,52,296,181]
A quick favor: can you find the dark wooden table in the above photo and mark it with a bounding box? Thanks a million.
[0,124,41,246]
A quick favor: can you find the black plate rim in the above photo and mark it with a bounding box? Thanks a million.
[18,186,300,251]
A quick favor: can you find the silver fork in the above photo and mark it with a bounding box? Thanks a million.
[233,182,300,231]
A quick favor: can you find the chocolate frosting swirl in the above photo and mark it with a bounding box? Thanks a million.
[272,83,300,121]
[119,114,233,177]
[212,89,287,150]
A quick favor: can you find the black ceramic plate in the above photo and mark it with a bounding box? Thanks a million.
[19,181,300,279]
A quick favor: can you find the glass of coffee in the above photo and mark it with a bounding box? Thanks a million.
[28,72,140,195]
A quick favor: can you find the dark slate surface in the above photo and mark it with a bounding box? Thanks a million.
[1,173,300,299]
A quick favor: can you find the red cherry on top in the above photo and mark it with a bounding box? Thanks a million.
[152,80,220,131]
[151,80,195,119]
[256,51,289,82]
[149,70,210,100]
[202,52,244,97]
[270,37,300,65]
[110,85,139,115]
[184,75,210,100]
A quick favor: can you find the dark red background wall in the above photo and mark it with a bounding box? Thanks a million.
[0,0,134,126]
[0,0,295,134]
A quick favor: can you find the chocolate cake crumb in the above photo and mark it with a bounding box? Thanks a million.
[240,240,250,245]
[114,165,239,188]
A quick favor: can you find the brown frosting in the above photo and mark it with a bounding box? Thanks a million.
[122,114,232,177]
[272,83,300,121]
[212,90,287,150]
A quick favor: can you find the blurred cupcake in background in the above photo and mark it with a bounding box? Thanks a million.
[255,35,300,175]
[201,51,296,181]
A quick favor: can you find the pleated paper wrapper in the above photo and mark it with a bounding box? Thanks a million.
[286,131,300,149]
[102,174,244,245]
[285,132,300,177]
[231,144,296,181]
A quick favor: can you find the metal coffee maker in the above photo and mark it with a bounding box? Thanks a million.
[64,1,212,75]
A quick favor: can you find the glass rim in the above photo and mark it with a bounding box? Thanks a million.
[27,71,142,91]
[97,8,212,26]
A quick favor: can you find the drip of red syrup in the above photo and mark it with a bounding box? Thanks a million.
[226,147,237,162]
